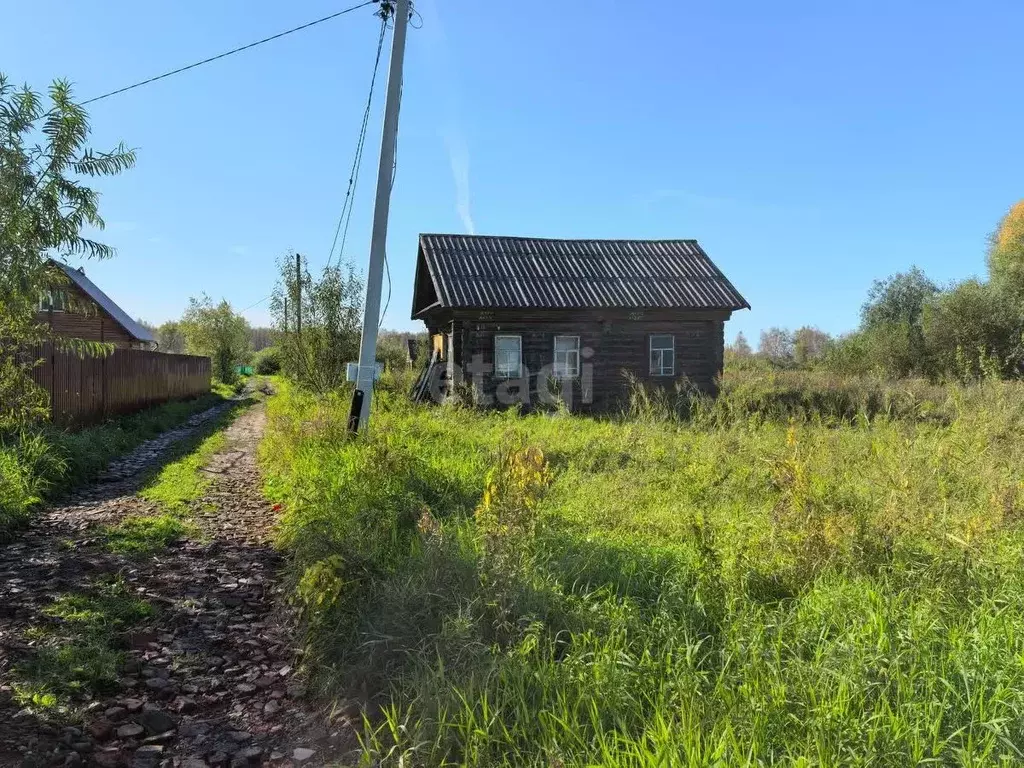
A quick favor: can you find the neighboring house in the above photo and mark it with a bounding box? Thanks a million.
[37,260,155,349]
[411,234,750,411]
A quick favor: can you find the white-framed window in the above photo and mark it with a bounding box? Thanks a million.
[38,290,67,312]
[553,335,580,378]
[649,334,675,377]
[494,335,522,378]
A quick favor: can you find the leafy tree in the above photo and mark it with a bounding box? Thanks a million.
[861,267,939,330]
[180,296,252,383]
[793,326,831,366]
[923,279,1023,379]
[858,267,939,374]
[155,321,186,354]
[0,77,135,430]
[269,253,363,392]
[758,327,794,364]
[988,200,1024,297]
[729,332,753,358]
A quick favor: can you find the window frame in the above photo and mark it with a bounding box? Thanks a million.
[649,334,675,377]
[38,290,67,312]
[553,335,581,378]
[494,334,523,379]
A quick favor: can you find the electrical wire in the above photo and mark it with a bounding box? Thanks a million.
[327,13,388,269]
[80,1,377,106]
[238,294,272,313]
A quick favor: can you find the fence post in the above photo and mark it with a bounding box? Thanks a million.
[50,342,57,423]
[101,350,108,418]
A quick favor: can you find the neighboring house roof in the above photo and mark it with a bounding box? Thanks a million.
[50,260,155,343]
[412,234,750,318]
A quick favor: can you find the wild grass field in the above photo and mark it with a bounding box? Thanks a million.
[261,370,1024,767]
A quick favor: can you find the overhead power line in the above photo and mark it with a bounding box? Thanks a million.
[80,0,378,106]
[327,11,389,269]
[238,294,272,313]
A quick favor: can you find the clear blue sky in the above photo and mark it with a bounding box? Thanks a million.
[6,1,1024,343]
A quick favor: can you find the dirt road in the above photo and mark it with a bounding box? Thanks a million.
[0,401,349,768]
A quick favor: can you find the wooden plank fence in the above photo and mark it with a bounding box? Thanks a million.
[28,344,212,426]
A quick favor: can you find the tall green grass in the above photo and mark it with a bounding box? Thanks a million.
[0,392,226,538]
[261,373,1024,767]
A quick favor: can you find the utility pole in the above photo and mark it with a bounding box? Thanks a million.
[295,252,302,339]
[351,0,409,432]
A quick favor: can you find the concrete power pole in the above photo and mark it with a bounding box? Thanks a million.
[351,0,409,432]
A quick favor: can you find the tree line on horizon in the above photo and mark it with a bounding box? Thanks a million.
[730,200,1024,381]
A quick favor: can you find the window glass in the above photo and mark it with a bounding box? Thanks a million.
[38,290,67,312]
[495,335,522,378]
[553,335,580,377]
[649,334,675,376]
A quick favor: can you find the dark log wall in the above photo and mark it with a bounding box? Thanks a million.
[432,309,729,413]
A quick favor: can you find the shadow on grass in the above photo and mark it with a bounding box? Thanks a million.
[0,393,265,763]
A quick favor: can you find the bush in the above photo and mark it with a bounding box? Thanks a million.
[377,336,410,372]
[922,279,1024,380]
[252,345,282,375]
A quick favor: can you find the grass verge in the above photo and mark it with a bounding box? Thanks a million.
[0,391,230,539]
[262,373,1024,767]
[99,393,259,554]
[101,514,197,555]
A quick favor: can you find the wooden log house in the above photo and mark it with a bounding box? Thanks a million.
[410,234,750,412]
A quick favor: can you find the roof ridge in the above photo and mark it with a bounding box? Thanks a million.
[419,233,700,244]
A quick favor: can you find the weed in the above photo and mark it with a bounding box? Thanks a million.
[12,579,154,711]
[43,579,154,627]
[101,514,196,555]
[262,373,1024,766]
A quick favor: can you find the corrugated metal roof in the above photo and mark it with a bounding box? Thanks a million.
[415,234,750,315]
[52,260,155,342]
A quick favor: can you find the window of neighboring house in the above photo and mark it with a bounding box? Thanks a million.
[553,335,580,378]
[38,290,67,312]
[649,334,675,376]
[494,335,522,378]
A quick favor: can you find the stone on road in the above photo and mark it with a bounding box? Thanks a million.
[0,398,356,767]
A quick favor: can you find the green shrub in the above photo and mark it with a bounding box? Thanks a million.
[253,345,282,375]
